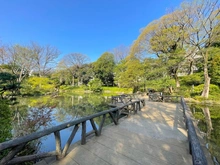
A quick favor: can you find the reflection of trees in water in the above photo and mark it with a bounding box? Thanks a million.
[12,94,111,132]
[13,106,53,137]
[11,104,54,162]
[191,104,220,163]
[202,107,213,139]
[55,95,111,123]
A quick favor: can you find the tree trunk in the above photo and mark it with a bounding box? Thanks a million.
[202,107,213,139]
[201,51,210,98]
[174,74,180,88]
[188,61,194,75]
[72,77,75,86]
[133,86,138,93]
[168,86,173,94]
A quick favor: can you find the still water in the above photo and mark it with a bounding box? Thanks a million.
[10,94,112,153]
[190,104,220,163]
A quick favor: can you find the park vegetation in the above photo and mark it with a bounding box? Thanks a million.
[0,0,220,163]
[0,0,220,103]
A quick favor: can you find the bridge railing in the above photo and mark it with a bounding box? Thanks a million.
[148,92,180,102]
[180,97,208,165]
[0,98,144,165]
[111,93,145,106]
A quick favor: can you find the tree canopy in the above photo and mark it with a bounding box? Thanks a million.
[93,52,115,86]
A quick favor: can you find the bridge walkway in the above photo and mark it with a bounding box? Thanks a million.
[39,99,192,165]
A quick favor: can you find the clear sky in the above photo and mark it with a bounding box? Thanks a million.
[0,0,183,62]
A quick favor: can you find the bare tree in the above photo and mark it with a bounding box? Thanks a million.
[8,44,36,82]
[31,42,60,76]
[0,45,8,65]
[112,45,129,63]
[62,53,90,86]
[63,53,90,67]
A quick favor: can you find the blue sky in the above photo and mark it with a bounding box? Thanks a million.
[0,0,183,62]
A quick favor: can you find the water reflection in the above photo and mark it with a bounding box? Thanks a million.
[202,107,213,139]
[13,106,53,137]
[10,94,111,153]
[190,104,220,163]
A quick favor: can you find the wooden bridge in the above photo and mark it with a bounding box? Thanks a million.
[0,94,213,165]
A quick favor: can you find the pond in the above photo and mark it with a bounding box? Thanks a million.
[190,104,220,164]
[9,94,113,153]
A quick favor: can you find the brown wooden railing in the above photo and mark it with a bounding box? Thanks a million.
[111,93,145,106]
[148,92,180,102]
[0,97,144,165]
[180,97,208,165]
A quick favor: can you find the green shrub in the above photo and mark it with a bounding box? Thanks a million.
[191,84,220,100]
[21,76,55,96]
[192,84,204,95]
[102,87,132,94]
[176,86,191,97]
[145,78,175,92]
[88,78,103,92]
[180,73,203,86]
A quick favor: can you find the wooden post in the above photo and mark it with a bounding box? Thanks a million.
[98,114,106,135]
[109,112,118,125]
[6,151,57,165]
[138,101,141,111]
[134,103,138,114]
[116,109,119,122]
[90,119,99,136]
[0,143,26,165]
[62,125,79,157]
[54,131,62,160]
[142,99,145,106]
[81,121,86,145]
[132,103,136,113]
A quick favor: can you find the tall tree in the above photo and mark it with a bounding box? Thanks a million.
[93,52,115,86]
[130,13,187,88]
[112,45,130,63]
[178,0,220,98]
[0,44,9,65]
[116,55,144,92]
[62,53,90,86]
[31,42,60,77]
[7,45,36,82]
[51,60,73,85]
[130,0,220,96]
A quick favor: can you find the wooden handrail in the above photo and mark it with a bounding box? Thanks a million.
[180,97,208,165]
[111,93,145,106]
[0,98,144,165]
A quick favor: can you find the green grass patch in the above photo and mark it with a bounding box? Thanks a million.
[59,86,132,96]
[102,87,132,95]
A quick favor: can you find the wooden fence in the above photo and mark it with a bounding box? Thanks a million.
[180,97,208,165]
[148,92,180,102]
[0,97,144,165]
[111,93,145,106]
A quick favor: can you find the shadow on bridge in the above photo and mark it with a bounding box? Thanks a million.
[46,98,193,165]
